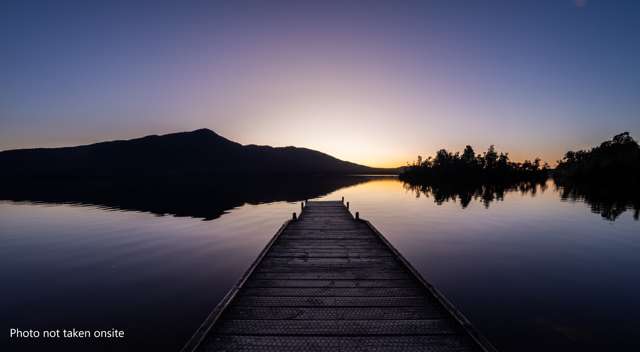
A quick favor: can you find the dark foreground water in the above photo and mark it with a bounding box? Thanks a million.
[1,177,639,351]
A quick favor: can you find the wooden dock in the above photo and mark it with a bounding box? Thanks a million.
[182,200,496,352]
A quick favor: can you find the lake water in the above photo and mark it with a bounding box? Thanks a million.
[1,177,639,351]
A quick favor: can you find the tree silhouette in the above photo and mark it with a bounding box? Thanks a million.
[484,145,498,169]
[462,145,476,165]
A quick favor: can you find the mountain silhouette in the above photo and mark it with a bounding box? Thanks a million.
[0,129,395,181]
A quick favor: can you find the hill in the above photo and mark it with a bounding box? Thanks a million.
[0,129,396,181]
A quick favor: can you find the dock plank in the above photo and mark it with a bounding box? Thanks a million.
[213,319,457,335]
[233,296,433,307]
[251,271,414,280]
[244,279,418,288]
[202,335,476,352]
[223,306,446,320]
[240,287,426,297]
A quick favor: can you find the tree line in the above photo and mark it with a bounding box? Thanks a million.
[400,132,640,185]
[400,144,549,184]
[554,132,640,184]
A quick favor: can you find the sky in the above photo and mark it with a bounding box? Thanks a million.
[1,0,639,167]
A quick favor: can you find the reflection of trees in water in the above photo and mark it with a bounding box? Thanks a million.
[403,180,547,208]
[554,181,640,221]
[553,132,640,221]
[404,178,639,221]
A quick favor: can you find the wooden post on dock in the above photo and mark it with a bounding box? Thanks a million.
[355,211,359,220]
[341,196,344,203]
[300,202,304,213]
[292,212,297,220]
[346,201,349,209]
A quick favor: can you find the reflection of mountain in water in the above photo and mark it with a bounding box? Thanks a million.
[403,180,547,208]
[0,176,374,220]
[0,129,395,220]
[555,181,640,221]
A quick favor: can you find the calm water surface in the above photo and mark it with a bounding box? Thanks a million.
[1,177,639,351]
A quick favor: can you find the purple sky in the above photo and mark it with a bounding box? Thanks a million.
[2,0,639,166]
